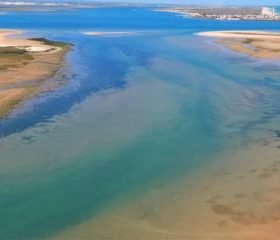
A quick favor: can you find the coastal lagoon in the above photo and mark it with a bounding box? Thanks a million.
[1,7,280,239]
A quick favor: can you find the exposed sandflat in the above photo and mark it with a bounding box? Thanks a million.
[0,29,57,52]
[197,31,280,59]
[196,31,280,39]
[83,31,157,37]
[0,29,70,117]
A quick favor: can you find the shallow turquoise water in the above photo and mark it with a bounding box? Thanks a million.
[1,7,280,239]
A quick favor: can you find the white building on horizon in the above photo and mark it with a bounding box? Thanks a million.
[262,7,276,16]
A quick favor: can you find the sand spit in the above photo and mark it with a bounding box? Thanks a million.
[197,31,280,59]
[84,31,134,36]
[83,31,157,37]
[0,30,57,51]
[0,29,71,117]
[196,31,280,39]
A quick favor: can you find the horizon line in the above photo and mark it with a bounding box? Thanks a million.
[0,1,279,7]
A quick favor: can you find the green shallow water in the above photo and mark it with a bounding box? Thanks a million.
[2,52,280,239]
[0,65,221,239]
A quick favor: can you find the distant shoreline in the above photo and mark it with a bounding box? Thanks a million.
[156,6,280,21]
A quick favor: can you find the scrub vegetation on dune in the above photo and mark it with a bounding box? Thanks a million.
[0,31,71,118]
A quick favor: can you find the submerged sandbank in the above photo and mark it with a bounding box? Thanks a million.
[197,31,280,59]
[83,31,157,37]
[52,138,280,240]
[84,31,134,36]
[0,30,71,117]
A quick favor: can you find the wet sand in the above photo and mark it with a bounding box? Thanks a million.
[0,30,71,117]
[197,31,280,59]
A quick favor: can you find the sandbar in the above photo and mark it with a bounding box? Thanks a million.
[197,31,280,59]
[83,31,156,37]
[0,29,71,117]
[84,31,134,36]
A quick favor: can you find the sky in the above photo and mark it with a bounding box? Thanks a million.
[111,0,279,4]
[158,0,279,4]
[8,0,280,6]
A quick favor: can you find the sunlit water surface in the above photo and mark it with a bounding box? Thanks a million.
[1,7,280,239]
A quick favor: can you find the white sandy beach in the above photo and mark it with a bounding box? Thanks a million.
[83,31,158,37]
[0,29,57,52]
[196,30,280,39]
[196,30,280,59]
[84,31,134,36]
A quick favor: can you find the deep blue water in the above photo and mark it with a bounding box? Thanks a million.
[0,7,280,31]
[1,7,280,137]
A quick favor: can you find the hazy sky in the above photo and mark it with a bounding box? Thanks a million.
[107,0,278,4]
[152,0,278,4]
[14,0,280,6]
[19,0,280,5]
